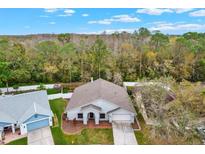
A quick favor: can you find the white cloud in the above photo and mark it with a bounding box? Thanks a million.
[112,14,140,22]
[44,8,58,13]
[82,13,89,17]
[173,8,194,14]
[88,14,140,25]
[64,9,75,14]
[58,9,75,17]
[88,20,111,25]
[49,22,56,25]
[189,9,205,17]
[149,21,205,32]
[137,9,173,15]
[137,8,193,15]
[80,28,137,34]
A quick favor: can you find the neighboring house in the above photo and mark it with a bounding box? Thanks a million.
[132,82,175,126]
[65,78,136,125]
[0,91,53,136]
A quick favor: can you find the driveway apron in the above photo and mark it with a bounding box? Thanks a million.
[28,127,54,145]
[112,121,138,145]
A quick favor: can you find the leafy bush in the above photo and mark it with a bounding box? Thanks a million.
[37,83,46,90]
[13,84,19,90]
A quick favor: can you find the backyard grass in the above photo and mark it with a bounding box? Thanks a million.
[46,88,70,95]
[6,137,27,145]
[49,99,113,145]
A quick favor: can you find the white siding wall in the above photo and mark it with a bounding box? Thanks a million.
[20,123,27,135]
[67,99,135,124]
[108,108,135,123]
[67,99,118,121]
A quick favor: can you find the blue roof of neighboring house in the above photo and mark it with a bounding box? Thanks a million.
[0,91,53,124]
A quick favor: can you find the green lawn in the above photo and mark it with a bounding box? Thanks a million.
[47,88,70,95]
[134,113,152,145]
[49,99,113,145]
[6,137,27,145]
[134,131,151,145]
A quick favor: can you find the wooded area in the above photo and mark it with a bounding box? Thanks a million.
[1,27,205,87]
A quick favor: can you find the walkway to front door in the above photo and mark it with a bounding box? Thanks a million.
[112,121,138,145]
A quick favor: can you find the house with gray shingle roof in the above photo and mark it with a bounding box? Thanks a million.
[65,78,136,125]
[0,91,53,137]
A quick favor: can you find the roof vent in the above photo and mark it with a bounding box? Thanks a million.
[33,102,37,113]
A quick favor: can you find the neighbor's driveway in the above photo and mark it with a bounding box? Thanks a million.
[28,127,54,145]
[112,121,138,145]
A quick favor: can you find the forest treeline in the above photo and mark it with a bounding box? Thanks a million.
[0,27,205,87]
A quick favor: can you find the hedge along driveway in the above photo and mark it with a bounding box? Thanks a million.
[49,99,113,145]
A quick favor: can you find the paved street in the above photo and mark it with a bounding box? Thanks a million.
[28,127,54,145]
[112,121,138,145]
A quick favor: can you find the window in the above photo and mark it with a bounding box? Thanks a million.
[100,113,105,119]
[78,113,83,119]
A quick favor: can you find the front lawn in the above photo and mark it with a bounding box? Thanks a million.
[6,137,27,145]
[49,99,113,145]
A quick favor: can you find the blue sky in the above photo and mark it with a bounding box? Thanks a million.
[0,8,205,35]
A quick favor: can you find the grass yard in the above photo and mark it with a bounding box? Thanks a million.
[134,113,152,145]
[6,137,27,145]
[47,88,70,95]
[49,99,113,145]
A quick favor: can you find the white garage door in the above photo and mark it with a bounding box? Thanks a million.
[112,114,131,121]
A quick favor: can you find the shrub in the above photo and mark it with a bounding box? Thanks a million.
[37,83,46,90]
[13,85,19,90]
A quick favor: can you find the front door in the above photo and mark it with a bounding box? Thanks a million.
[89,112,94,119]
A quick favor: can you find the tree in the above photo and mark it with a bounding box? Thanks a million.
[36,41,60,82]
[59,42,80,83]
[113,72,123,85]
[58,33,71,45]
[166,80,204,143]
[150,32,169,51]
[133,27,151,78]
[193,59,205,81]
[171,37,194,81]
[90,38,110,79]
[0,62,12,92]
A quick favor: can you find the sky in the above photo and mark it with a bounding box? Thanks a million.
[0,8,205,35]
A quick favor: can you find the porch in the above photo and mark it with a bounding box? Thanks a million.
[0,128,26,145]
[62,118,140,134]
[62,119,112,134]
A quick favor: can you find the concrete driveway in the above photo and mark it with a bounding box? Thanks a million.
[112,121,137,145]
[28,127,54,145]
